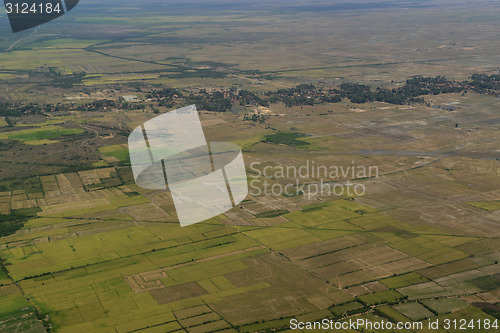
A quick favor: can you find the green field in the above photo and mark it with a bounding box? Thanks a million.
[98,145,130,162]
[0,126,83,143]
[467,201,500,211]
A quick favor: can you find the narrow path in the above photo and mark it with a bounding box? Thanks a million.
[77,123,99,147]
[6,27,38,52]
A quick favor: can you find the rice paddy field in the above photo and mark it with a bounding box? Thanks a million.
[0,0,499,332]
[0,91,498,332]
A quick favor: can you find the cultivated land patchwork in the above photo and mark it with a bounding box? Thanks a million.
[0,0,499,332]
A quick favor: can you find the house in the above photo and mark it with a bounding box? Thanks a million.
[120,95,139,102]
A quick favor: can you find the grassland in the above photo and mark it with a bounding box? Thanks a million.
[98,145,130,163]
[0,126,84,144]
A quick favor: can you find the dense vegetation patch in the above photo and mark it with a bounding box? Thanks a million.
[181,73,500,111]
[263,132,311,146]
[254,210,290,218]
[0,208,41,237]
